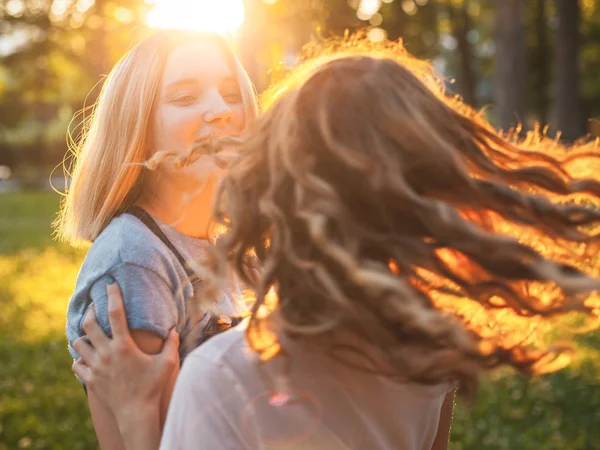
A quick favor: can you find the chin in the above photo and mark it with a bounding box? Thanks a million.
[178,166,223,193]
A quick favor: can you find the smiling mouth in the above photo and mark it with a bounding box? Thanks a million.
[192,134,243,152]
[196,129,241,140]
[186,134,244,169]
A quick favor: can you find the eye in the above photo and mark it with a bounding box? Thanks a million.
[223,92,242,104]
[172,94,197,105]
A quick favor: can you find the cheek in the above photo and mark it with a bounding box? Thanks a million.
[232,104,246,132]
[154,107,203,152]
[173,154,222,184]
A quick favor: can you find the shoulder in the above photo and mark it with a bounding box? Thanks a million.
[185,321,250,369]
[99,214,160,260]
[163,324,252,448]
[92,213,177,273]
[174,323,253,413]
[75,213,186,294]
[179,321,255,390]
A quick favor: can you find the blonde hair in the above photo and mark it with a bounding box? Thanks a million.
[201,36,600,399]
[55,31,258,245]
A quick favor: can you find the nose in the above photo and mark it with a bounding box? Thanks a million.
[203,89,234,127]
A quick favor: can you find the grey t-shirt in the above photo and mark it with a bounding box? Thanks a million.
[66,212,242,362]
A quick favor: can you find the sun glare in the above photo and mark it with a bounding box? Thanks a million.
[147,0,245,35]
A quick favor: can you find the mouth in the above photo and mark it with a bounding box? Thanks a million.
[187,134,244,169]
[196,129,241,140]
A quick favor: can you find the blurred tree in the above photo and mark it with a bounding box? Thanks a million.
[555,0,585,141]
[494,0,526,131]
[323,0,361,36]
[445,0,477,107]
[0,0,152,166]
[1,0,599,172]
[382,0,439,59]
[580,0,600,134]
[526,0,551,128]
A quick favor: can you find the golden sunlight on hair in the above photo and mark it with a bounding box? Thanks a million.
[247,287,282,362]
[55,43,159,246]
[257,33,600,361]
[259,32,444,110]
[277,33,600,317]
[200,34,600,398]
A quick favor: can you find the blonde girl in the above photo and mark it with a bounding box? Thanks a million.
[58,30,257,450]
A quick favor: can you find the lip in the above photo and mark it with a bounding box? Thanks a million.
[186,132,242,169]
[186,146,238,170]
[195,129,241,140]
[192,134,241,152]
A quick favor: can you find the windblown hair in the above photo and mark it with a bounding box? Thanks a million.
[200,37,600,398]
[54,30,258,246]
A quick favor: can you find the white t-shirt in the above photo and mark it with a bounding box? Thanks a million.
[161,321,455,450]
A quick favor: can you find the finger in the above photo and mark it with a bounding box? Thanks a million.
[72,359,92,384]
[106,282,131,342]
[163,328,180,354]
[73,336,96,364]
[82,305,110,348]
[159,329,180,369]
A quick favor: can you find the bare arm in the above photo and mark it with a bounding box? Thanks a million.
[89,389,162,450]
[75,283,179,450]
[87,390,126,450]
[129,330,180,426]
[86,329,179,449]
[431,389,455,450]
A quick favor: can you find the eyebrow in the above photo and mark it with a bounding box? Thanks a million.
[165,76,239,92]
[165,77,199,91]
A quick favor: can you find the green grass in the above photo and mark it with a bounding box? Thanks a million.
[0,191,95,449]
[1,191,599,449]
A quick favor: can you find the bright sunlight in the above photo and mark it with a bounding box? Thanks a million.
[146,0,245,35]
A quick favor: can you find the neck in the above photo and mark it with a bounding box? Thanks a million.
[136,179,215,239]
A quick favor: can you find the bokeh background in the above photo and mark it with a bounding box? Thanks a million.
[1,1,599,449]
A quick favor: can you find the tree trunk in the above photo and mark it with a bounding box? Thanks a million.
[555,0,585,141]
[448,1,477,108]
[494,0,526,131]
[532,0,550,127]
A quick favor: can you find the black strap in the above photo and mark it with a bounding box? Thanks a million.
[125,205,201,287]
[197,315,245,344]
[125,205,241,347]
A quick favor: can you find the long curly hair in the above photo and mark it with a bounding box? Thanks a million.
[199,37,600,399]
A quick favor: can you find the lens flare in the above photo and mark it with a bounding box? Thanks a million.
[147,0,245,35]
[241,388,323,446]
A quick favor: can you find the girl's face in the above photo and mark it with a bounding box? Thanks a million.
[151,40,245,189]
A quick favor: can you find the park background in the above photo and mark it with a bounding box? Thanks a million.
[1,0,599,448]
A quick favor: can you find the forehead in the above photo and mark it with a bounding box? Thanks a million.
[161,40,235,87]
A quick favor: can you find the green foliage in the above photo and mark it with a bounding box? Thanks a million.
[0,0,154,164]
[451,352,600,449]
[1,191,600,449]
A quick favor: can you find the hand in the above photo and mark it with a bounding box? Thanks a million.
[72,282,180,423]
